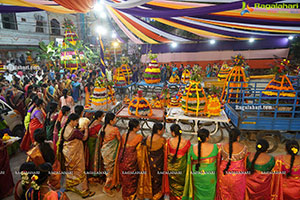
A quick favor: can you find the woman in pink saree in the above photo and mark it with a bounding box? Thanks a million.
[246,139,275,200]
[271,140,300,200]
[216,128,247,200]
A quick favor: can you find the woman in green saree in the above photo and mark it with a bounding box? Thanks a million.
[86,111,104,183]
[183,128,218,200]
[163,124,191,200]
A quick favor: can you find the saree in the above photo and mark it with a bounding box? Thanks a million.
[46,113,58,141]
[0,140,14,199]
[163,139,191,200]
[53,116,67,154]
[245,156,275,200]
[119,134,143,200]
[271,155,300,200]
[85,123,102,173]
[100,127,121,190]
[216,145,248,200]
[84,87,90,107]
[26,145,61,190]
[144,136,166,200]
[63,129,89,196]
[183,144,218,200]
[71,81,80,103]
[29,109,46,144]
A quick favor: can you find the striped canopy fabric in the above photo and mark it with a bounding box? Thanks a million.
[0,0,299,43]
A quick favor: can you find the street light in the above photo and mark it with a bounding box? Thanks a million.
[171,42,177,48]
[96,26,107,36]
[113,41,119,63]
[288,36,294,40]
[249,38,255,43]
[210,39,216,44]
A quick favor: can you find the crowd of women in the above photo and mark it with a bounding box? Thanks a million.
[0,67,300,200]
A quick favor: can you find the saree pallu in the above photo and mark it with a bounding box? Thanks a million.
[26,145,62,190]
[136,142,153,199]
[46,114,58,141]
[164,152,188,200]
[271,156,300,200]
[183,146,218,200]
[85,124,102,172]
[0,140,14,199]
[63,139,89,195]
[148,147,164,200]
[29,118,44,143]
[246,171,273,200]
[216,158,246,200]
[119,146,139,200]
[101,138,120,189]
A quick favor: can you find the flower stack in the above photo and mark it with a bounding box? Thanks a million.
[207,95,221,117]
[181,66,207,116]
[90,76,115,111]
[151,96,163,109]
[262,59,295,101]
[220,54,248,104]
[116,57,132,85]
[144,51,161,84]
[114,71,127,87]
[169,70,180,84]
[61,19,86,71]
[181,69,191,84]
[128,90,153,117]
[160,86,171,107]
[168,90,183,107]
[217,62,232,81]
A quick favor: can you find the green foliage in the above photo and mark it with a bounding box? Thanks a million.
[148,50,158,60]
[191,66,203,82]
[35,41,61,66]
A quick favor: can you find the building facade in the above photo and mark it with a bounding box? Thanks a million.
[0,11,79,64]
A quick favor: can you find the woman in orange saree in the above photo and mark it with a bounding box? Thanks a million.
[97,112,121,196]
[216,128,248,200]
[246,139,275,200]
[29,99,46,144]
[271,140,300,200]
[118,119,143,200]
[58,113,95,198]
[26,128,61,190]
[163,124,191,200]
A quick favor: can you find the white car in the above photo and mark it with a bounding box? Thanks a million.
[0,99,24,137]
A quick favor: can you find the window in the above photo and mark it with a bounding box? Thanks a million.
[51,19,60,35]
[36,21,44,33]
[1,13,18,30]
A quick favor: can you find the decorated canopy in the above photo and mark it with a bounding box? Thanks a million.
[1,0,299,44]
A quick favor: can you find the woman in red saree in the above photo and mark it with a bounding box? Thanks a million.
[85,111,104,183]
[53,106,70,153]
[271,140,300,200]
[26,128,61,190]
[164,124,191,200]
[29,98,46,144]
[0,139,14,199]
[119,119,143,200]
[216,128,248,200]
[246,139,275,200]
